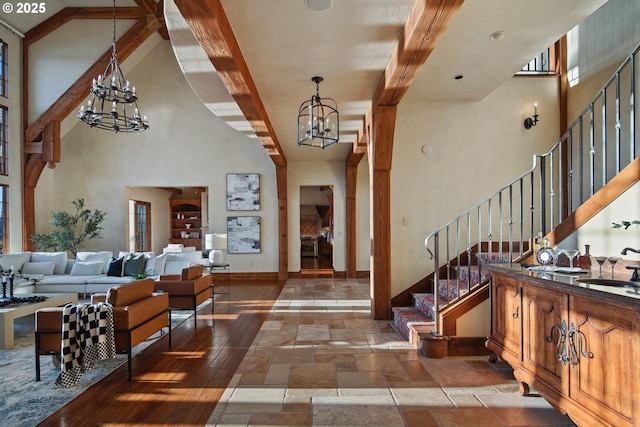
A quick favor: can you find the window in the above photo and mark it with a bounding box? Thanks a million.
[0,185,7,253]
[518,47,552,74]
[0,39,6,98]
[0,106,7,175]
[131,200,151,252]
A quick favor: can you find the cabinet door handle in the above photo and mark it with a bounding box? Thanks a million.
[568,324,594,366]
[546,321,568,363]
[512,306,519,319]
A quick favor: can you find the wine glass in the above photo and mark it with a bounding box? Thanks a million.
[560,249,580,269]
[608,256,621,277]
[595,256,607,277]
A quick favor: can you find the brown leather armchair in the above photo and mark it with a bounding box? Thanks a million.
[154,264,213,326]
[91,278,170,379]
[35,278,170,380]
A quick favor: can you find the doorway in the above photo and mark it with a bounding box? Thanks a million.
[300,185,333,271]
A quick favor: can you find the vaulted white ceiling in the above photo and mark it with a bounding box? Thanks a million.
[2,0,609,162]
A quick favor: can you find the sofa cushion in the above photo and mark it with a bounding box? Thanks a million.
[70,261,104,276]
[181,264,204,280]
[86,276,134,285]
[145,253,167,276]
[37,275,93,285]
[22,261,55,275]
[30,252,68,275]
[124,253,146,276]
[0,252,32,272]
[107,256,126,277]
[106,278,155,306]
[76,251,113,274]
[164,260,191,275]
[165,251,203,263]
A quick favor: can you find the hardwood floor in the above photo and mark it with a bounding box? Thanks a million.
[300,254,332,270]
[37,280,284,426]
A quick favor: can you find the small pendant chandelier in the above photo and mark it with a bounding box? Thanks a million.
[297,76,339,149]
[77,0,148,133]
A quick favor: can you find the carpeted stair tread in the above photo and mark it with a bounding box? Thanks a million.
[391,306,434,342]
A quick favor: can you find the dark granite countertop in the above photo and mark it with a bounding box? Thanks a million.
[486,263,640,303]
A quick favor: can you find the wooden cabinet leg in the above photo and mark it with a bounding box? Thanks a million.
[518,381,530,396]
[487,351,498,363]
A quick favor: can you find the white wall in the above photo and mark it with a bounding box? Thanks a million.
[0,25,24,253]
[564,182,640,262]
[390,77,561,295]
[35,41,278,272]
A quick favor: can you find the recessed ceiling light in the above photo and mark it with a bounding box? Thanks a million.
[306,0,332,12]
[490,31,505,41]
[453,74,464,80]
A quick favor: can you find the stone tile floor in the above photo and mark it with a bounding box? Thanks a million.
[207,278,576,426]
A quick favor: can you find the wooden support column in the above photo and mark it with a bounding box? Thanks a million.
[22,154,45,250]
[276,165,288,280]
[345,163,357,278]
[369,105,397,320]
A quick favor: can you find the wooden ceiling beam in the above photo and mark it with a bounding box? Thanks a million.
[24,7,147,45]
[135,0,169,39]
[348,0,463,165]
[372,0,464,108]
[173,0,286,168]
[25,17,160,143]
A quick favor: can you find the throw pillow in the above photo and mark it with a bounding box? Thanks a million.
[30,252,68,275]
[0,252,32,273]
[149,253,167,276]
[123,253,146,276]
[76,251,113,274]
[106,256,126,277]
[70,261,104,276]
[21,261,56,275]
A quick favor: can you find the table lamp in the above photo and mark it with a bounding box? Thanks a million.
[205,233,227,265]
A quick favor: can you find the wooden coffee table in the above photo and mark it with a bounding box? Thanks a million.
[0,293,78,349]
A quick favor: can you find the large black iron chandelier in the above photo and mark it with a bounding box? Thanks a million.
[77,0,148,133]
[297,76,339,149]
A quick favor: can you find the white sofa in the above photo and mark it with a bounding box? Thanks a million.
[4,250,205,296]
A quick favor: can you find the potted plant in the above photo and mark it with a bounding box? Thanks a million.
[31,199,106,257]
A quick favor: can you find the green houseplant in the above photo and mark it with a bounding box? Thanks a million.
[31,198,106,257]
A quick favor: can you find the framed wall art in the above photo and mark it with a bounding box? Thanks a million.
[227,216,261,254]
[227,173,260,211]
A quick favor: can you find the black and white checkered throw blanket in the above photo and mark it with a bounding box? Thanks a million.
[55,302,116,388]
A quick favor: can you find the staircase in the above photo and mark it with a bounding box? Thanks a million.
[392,253,505,347]
[393,43,640,353]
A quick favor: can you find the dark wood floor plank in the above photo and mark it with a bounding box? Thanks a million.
[37,280,283,426]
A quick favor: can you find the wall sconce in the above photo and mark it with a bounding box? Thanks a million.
[524,103,539,129]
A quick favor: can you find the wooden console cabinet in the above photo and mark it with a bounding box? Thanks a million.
[486,266,640,427]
